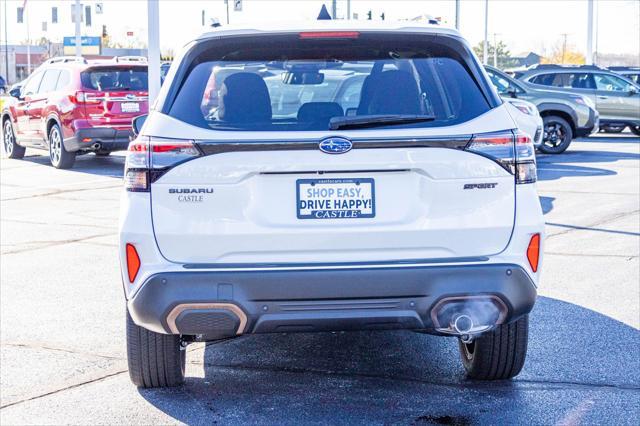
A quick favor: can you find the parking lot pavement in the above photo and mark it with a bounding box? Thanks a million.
[1,135,639,424]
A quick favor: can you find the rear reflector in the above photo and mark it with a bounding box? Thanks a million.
[299,31,359,39]
[526,234,541,272]
[126,243,141,283]
[124,169,148,192]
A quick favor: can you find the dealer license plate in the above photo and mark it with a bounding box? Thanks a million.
[121,102,140,113]
[296,178,375,219]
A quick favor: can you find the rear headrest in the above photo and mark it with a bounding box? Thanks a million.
[218,72,272,123]
[98,75,114,90]
[297,102,344,125]
[358,70,422,116]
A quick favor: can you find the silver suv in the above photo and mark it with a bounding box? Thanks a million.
[519,65,640,136]
[485,65,599,153]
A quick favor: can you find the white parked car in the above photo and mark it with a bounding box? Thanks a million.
[120,21,544,388]
[503,98,544,149]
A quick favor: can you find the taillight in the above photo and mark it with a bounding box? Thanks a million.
[125,243,141,283]
[71,91,102,104]
[465,129,536,184]
[526,233,541,272]
[124,137,201,192]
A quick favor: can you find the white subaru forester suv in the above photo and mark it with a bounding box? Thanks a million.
[120,22,544,388]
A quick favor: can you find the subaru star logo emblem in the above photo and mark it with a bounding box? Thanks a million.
[318,137,352,154]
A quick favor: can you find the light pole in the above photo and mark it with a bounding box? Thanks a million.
[74,0,81,57]
[455,0,460,30]
[4,0,10,82]
[493,33,500,67]
[147,0,160,105]
[25,2,30,73]
[483,0,489,64]
[586,0,594,65]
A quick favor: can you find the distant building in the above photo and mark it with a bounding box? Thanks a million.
[512,52,542,68]
[0,45,48,84]
[102,48,148,57]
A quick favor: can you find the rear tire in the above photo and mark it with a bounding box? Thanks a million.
[630,125,640,137]
[458,315,528,380]
[48,124,75,169]
[538,116,573,154]
[126,310,185,388]
[2,119,26,159]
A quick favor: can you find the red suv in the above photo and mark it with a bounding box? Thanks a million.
[1,59,148,168]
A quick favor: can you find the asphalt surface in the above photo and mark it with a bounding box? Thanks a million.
[1,134,639,425]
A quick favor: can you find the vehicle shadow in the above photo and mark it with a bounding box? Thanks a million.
[539,196,555,215]
[21,152,125,178]
[578,134,640,144]
[536,148,640,181]
[138,297,640,424]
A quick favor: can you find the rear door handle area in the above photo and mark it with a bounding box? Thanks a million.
[597,96,609,100]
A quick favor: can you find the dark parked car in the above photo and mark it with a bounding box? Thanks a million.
[609,66,640,85]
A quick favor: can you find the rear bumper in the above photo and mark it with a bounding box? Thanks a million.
[127,263,537,339]
[63,127,132,152]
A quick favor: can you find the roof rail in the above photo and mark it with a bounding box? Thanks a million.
[532,64,604,71]
[609,66,640,71]
[115,56,148,63]
[44,56,88,65]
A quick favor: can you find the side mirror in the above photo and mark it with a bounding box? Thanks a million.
[132,114,148,137]
[9,87,21,98]
[507,87,518,98]
[629,87,638,96]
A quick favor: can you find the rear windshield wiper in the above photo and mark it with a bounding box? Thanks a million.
[329,114,436,130]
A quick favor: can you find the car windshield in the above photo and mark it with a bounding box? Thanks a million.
[81,66,148,91]
[167,33,494,131]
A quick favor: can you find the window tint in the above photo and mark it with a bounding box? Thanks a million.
[21,71,44,96]
[168,33,493,131]
[624,73,639,84]
[55,70,71,90]
[81,66,148,91]
[594,73,634,92]
[531,72,594,89]
[38,69,61,94]
[487,70,522,95]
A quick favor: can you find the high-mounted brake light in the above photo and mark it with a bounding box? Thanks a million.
[124,137,201,192]
[465,129,537,184]
[526,234,541,272]
[299,31,360,39]
[125,243,141,283]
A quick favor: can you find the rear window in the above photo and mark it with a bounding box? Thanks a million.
[167,33,495,131]
[81,66,148,91]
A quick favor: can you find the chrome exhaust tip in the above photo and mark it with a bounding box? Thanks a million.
[452,314,474,334]
[91,142,102,150]
[431,295,508,337]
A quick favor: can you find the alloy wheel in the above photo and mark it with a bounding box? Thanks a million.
[3,121,14,155]
[49,127,62,165]
[543,122,565,148]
